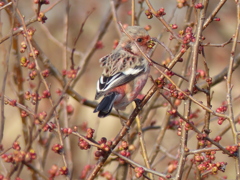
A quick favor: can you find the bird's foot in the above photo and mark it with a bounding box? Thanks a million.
[134,98,142,110]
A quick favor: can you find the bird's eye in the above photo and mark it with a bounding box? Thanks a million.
[137,38,143,42]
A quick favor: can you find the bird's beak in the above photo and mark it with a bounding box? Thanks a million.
[147,39,156,49]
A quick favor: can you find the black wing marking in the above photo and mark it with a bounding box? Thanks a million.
[95,66,145,99]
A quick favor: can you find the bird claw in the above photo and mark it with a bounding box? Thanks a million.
[134,98,142,110]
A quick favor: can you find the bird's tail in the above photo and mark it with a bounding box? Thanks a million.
[93,92,117,118]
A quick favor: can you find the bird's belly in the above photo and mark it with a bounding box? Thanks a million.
[113,73,148,110]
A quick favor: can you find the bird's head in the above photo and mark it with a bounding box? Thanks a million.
[118,26,154,56]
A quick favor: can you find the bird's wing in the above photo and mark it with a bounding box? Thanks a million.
[95,66,145,100]
[99,54,111,67]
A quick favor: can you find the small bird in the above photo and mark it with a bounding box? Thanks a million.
[93,26,153,118]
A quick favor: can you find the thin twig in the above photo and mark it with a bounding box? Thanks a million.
[0,2,12,11]
[151,37,174,59]
[145,0,182,43]
[148,93,175,165]
[202,0,227,30]
[72,0,121,87]
[201,38,233,47]
[0,0,17,143]
[70,8,94,69]
[0,0,62,44]
[225,1,240,179]
[110,0,121,36]
[197,53,240,89]
[62,2,74,175]
[175,1,209,179]
[134,102,153,179]
[112,151,170,179]
[23,162,48,180]
[131,0,135,26]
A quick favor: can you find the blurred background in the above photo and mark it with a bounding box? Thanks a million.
[0,0,239,179]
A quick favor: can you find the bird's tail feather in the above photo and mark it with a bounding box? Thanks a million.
[93,92,117,118]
